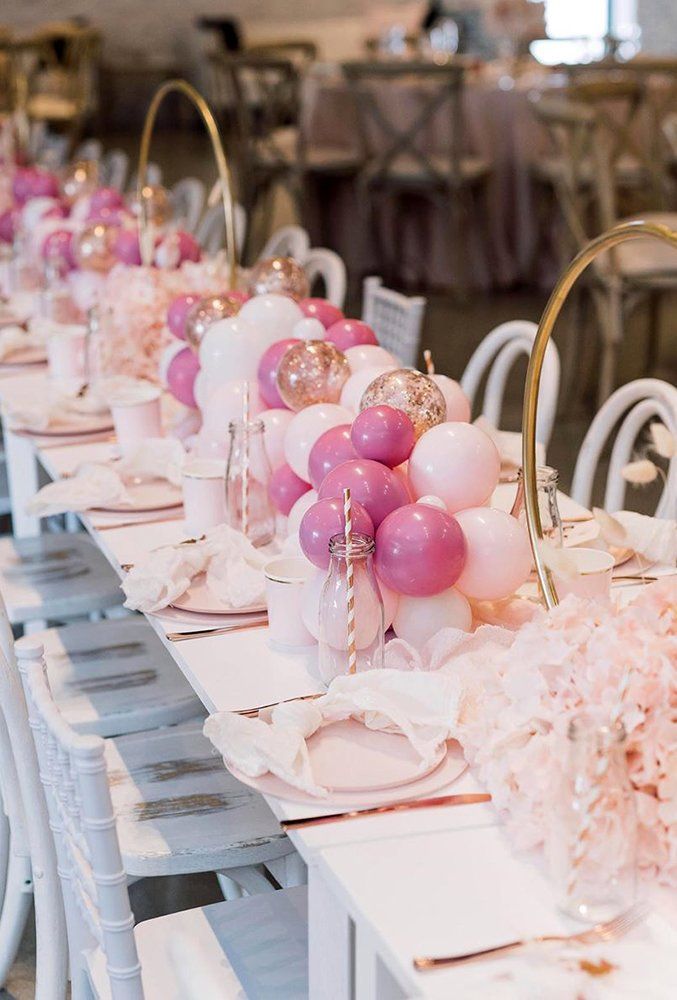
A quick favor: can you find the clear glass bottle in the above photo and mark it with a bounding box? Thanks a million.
[510,465,563,546]
[9,228,42,294]
[549,713,637,923]
[40,250,79,324]
[225,418,275,547]
[318,532,385,685]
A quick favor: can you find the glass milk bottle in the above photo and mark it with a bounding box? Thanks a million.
[510,465,563,546]
[225,418,275,547]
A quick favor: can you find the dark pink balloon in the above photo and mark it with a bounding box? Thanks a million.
[0,209,16,243]
[375,503,467,597]
[269,463,310,516]
[172,230,201,264]
[257,338,300,409]
[41,229,76,270]
[12,167,59,204]
[308,424,358,490]
[167,294,202,341]
[299,496,374,569]
[86,205,129,227]
[113,228,142,266]
[166,347,200,408]
[326,319,378,352]
[299,297,344,329]
[43,202,68,221]
[88,187,125,215]
[351,405,415,468]
[318,458,409,528]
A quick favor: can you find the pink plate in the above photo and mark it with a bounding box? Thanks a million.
[170,572,267,616]
[19,413,114,437]
[228,725,468,806]
[93,479,183,513]
[0,346,47,367]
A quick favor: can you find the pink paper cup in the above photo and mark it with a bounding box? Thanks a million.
[46,327,87,383]
[182,459,227,536]
[552,547,614,602]
[111,390,163,458]
[264,556,316,649]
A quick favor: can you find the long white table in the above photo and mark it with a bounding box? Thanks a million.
[1,369,674,999]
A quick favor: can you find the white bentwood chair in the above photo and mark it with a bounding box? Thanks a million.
[571,377,677,516]
[461,320,561,450]
[195,202,247,256]
[100,148,129,192]
[260,224,310,261]
[18,638,308,1000]
[170,178,206,234]
[303,247,346,308]
[362,276,426,367]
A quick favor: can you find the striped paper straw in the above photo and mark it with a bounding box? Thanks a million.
[241,382,249,538]
[343,487,357,675]
[423,349,435,375]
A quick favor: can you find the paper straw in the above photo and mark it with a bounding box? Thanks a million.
[241,382,249,538]
[423,349,435,375]
[343,487,357,675]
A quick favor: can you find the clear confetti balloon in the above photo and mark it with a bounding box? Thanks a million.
[73,222,118,272]
[360,369,446,440]
[276,340,350,411]
[247,256,310,301]
[185,293,242,352]
[62,159,99,203]
[128,184,173,227]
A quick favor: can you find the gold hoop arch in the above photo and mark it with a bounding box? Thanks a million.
[136,78,237,285]
[523,219,677,610]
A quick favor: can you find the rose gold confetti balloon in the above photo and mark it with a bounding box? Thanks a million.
[360,369,446,439]
[73,222,118,272]
[247,256,310,300]
[185,293,241,352]
[128,184,173,227]
[62,159,99,203]
[276,340,350,411]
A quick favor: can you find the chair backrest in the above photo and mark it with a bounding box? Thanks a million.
[170,177,206,233]
[247,40,317,73]
[260,224,310,261]
[74,137,102,162]
[571,377,677,515]
[460,320,561,448]
[18,638,144,999]
[341,60,467,186]
[101,148,129,192]
[361,275,426,367]
[196,201,246,256]
[127,161,163,194]
[303,247,346,308]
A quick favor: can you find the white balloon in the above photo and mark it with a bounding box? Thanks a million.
[284,403,354,481]
[339,365,395,413]
[198,316,268,384]
[416,495,447,511]
[432,374,471,422]
[292,317,325,341]
[22,196,60,232]
[344,344,397,372]
[201,379,264,436]
[261,408,294,470]
[70,194,92,223]
[193,368,213,411]
[158,340,186,385]
[281,531,304,557]
[287,488,318,535]
[239,293,303,344]
[393,588,472,648]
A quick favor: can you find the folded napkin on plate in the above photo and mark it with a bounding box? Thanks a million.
[594,508,677,566]
[204,669,464,798]
[115,438,186,488]
[3,383,109,432]
[474,415,545,470]
[0,324,45,361]
[122,523,268,613]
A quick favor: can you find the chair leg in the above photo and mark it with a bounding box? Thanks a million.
[593,283,624,407]
[216,872,244,901]
[0,797,9,907]
[449,193,470,303]
[0,849,33,988]
[645,289,662,375]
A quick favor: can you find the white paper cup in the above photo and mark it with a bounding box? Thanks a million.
[264,556,316,648]
[46,326,87,382]
[552,547,614,602]
[182,459,227,536]
[110,388,163,457]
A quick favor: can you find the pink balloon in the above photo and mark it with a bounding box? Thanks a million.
[86,205,129,227]
[318,458,409,528]
[113,228,142,266]
[42,202,68,221]
[261,408,294,470]
[166,347,200,408]
[0,209,16,243]
[351,405,415,468]
[284,403,354,482]
[375,503,467,597]
[269,463,310,516]
[167,294,202,341]
[392,463,414,501]
[326,319,378,352]
[432,374,471,422]
[308,424,358,489]
[454,507,533,601]
[299,297,344,329]
[88,187,125,216]
[299,497,374,569]
[13,167,59,204]
[257,338,301,408]
[156,229,201,265]
[41,229,76,270]
[408,422,500,514]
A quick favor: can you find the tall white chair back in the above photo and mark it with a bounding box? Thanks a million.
[303,247,346,308]
[101,148,129,192]
[74,138,102,162]
[196,202,247,256]
[127,162,163,193]
[170,177,206,233]
[362,276,426,367]
[571,378,677,516]
[461,320,561,449]
[260,224,310,261]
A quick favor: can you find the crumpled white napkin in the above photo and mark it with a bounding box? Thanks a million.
[204,669,465,798]
[122,523,268,613]
[594,509,677,566]
[0,324,44,361]
[116,438,186,488]
[474,415,545,470]
[3,383,110,432]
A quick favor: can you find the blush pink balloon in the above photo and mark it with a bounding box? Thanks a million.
[308,424,358,489]
[167,294,202,340]
[392,587,471,647]
[408,422,500,513]
[88,187,125,216]
[113,228,142,266]
[318,458,409,528]
[0,209,16,243]
[269,463,310,516]
[159,229,201,265]
[299,496,374,569]
[432,374,471,422]
[166,347,200,408]
[299,297,344,329]
[344,344,397,371]
[326,319,378,351]
[261,408,294,470]
[257,338,301,408]
[284,403,353,482]
[287,487,318,535]
[41,229,76,269]
[340,364,396,413]
[375,503,467,597]
[351,405,415,468]
[453,507,533,601]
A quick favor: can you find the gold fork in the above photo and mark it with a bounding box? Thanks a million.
[413,904,647,970]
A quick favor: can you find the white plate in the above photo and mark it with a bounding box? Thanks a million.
[18,412,114,437]
[562,519,600,547]
[170,572,267,616]
[93,478,183,513]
